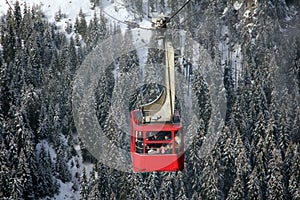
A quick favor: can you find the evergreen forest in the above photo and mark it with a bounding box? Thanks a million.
[0,0,299,199]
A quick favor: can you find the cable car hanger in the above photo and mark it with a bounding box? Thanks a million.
[102,0,193,30]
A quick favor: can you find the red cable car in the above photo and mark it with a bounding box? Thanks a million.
[130,29,184,172]
[130,110,184,172]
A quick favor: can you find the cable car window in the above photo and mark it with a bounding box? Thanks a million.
[146,131,173,154]
[159,131,171,140]
[147,143,173,154]
[146,132,157,140]
[146,131,171,140]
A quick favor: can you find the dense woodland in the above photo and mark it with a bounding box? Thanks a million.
[0,0,300,199]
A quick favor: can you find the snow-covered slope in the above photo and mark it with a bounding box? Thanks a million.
[1,0,152,34]
[1,0,93,22]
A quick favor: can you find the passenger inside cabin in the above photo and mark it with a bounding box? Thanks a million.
[160,145,166,154]
[164,135,171,140]
[159,144,172,154]
[149,134,158,141]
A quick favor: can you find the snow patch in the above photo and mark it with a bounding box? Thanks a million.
[244,10,251,18]
[234,1,242,10]
[53,142,94,199]
[1,0,153,37]
[246,23,254,34]
[36,140,57,162]
[132,29,152,67]
[222,7,228,15]
[54,180,78,200]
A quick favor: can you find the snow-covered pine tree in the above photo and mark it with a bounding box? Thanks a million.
[277,90,292,154]
[85,11,106,52]
[267,149,284,200]
[127,173,145,199]
[226,128,248,200]
[217,125,235,198]
[191,70,211,130]
[34,144,59,198]
[145,172,160,199]
[1,8,16,65]
[96,163,111,199]
[247,151,266,200]
[159,173,176,199]
[201,154,219,200]
[288,143,300,200]
[185,116,204,198]
[176,171,188,200]
[0,140,10,197]
[80,168,89,200]
[55,144,71,183]
[9,166,23,200]
[74,9,88,39]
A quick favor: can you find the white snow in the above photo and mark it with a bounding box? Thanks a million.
[36,136,95,200]
[53,147,94,200]
[233,1,242,11]
[0,1,10,16]
[1,0,93,23]
[222,7,228,15]
[36,140,57,162]
[132,28,152,68]
[244,10,251,18]
[246,23,254,34]
[54,180,77,200]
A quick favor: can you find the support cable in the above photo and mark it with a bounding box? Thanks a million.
[161,0,193,28]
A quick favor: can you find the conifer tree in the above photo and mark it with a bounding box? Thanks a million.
[226,128,248,200]
[10,167,23,200]
[185,116,204,198]
[217,125,235,197]
[247,151,266,200]
[80,168,89,200]
[278,91,291,153]
[0,141,10,197]
[160,173,175,199]
[128,173,144,199]
[34,144,58,198]
[192,71,211,130]
[176,171,188,200]
[289,143,300,200]
[55,145,71,183]
[75,9,88,39]
[86,12,102,51]
[94,163,111,199]
[201,154,219,200]
[1,8,16,65]
[17,148,34,199]
[118,172,131,199]
[145,172,160,199]
[267,149,284,199]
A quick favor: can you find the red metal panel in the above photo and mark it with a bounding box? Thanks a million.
[131,152,184,172]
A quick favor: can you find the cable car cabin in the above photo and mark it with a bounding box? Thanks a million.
[130,36,184,172]
[130,110,184,172]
